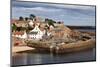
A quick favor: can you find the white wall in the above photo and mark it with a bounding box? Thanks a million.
[0,0,100,67]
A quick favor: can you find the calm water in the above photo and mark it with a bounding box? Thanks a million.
[12,48,96,66]
[75,28,96,32]
[12,29,96,66]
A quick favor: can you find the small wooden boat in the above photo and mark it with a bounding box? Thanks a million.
[26,38,96,53]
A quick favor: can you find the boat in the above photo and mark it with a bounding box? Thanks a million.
[26,38,96,53]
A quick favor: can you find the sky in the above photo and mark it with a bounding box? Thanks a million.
[12,0,96,26]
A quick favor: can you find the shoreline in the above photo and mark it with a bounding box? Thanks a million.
[12,46,35,53]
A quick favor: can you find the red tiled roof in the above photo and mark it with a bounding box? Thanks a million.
[13,31,24,35]
[11,19,18,24]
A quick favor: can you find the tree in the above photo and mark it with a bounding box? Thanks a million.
[45,18,56,24]
[12,23,17,32]
[19,16,24,21]
[45,18,49,22]
[45,19,55,27]
[48,20,55,27]
[29,14,36,20]
[51,19,56,23]
[25,17,29,21]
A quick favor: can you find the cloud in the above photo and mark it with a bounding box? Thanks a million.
[46,4,95,11]
[12,6,63,12]
[12,1,95,26]
[12,1,95,11]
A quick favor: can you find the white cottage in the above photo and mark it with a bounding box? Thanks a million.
[28,25,46,40]
[12,31,27,39]
[27,16,53,40]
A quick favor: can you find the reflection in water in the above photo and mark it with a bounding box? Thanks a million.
[12,48,96,66]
